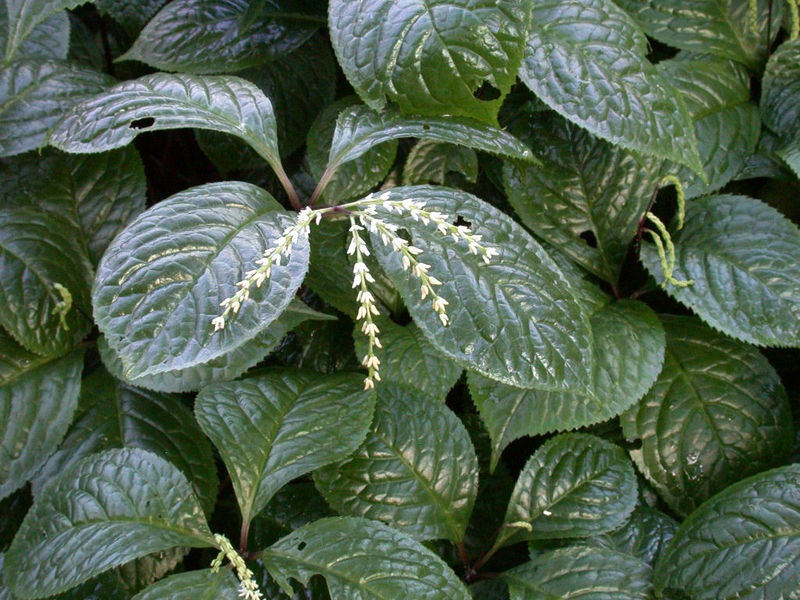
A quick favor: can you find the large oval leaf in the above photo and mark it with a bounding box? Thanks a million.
[4,448,215,599]
[131,570,240,600]
[329,0,529,123]
[368,186,594,392]
[93,182,309,378]
[761,39,800,139]
[194,369,375,526]
[621,315,793,515]
[262,517,470,600]
[654,464,800,599]
[3,0,88,62]
[315,382,478,543]
[640,195,800,347]
[0,3,68,61]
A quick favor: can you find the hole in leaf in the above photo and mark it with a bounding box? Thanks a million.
[455,215,472,228]
[473,81,501,101]
[297,541,307,551]
[130,117,156,130]
[579,230,598,248]
[422,124,431,131]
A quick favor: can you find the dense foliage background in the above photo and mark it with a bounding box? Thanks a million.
[1,0,800,599]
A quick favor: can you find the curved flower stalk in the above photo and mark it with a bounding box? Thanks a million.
[211,534,264,600]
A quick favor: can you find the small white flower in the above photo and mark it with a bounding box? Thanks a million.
[212,316,226,331]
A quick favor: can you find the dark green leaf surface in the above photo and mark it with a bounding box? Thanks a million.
[0,207,93,356]
[262,517,470,600]
[0,333,83,499]
[470,299,664,470]
[93,182,308,378]
[640,195,800,347]
[368,186,594,392]
[520,0,701,174]
[131,569,240,600]
[0,4,68,60]
[0,58,111,157]
[329,0,528,123]
[315,382,478,542]
[195,369,375,526]
[761,39,800,139]
[505,546,653,600]
[621,315,793,515]
[94,0,168,35]
[120,0,323,73]
[581,506,678,566]
[3,0,88,62]
[4,448,215,598]
[654,464,800,600]
[31,368,218,516]
[403,140,478,186]
[501,433,637,544]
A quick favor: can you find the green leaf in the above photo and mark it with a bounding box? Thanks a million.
[519,0,703,175]
[329,0,529,123]
[131,570,240,600]
[500,433,637,545]
[262,517,470,600]
[640,195,800,347]
[120,0,324,73]
[3,0,89,62]
[654,464,800,599]
[503,111,663,285]
[660,55,760,198]
[250,481,333,550]
[778,141,800,179]
[4,448,215,599]
[31,368,219,516]
[0,332,83,499]
[49,72,286,179]
[93,182,309,379]
[0,3,68,60]
[0,58,112,158]
[0,207,93,356]
[403,140,479,186]
[0,147,146,265]
[315,382,478,543]
[470,298,665,470]
[194,369,375,526]
[621,315,794,516]
[97,300,330,393]
[352,317,461,399]
[368,186,594,392]
[761,39,800,139]
[94,0,167,36]
[504,546,653,600]
[613,0,782,70]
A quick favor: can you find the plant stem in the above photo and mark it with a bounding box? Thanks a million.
[274,164,302,211]
[239,519,250,556]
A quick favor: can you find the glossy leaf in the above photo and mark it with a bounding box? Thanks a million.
[0,332,83,499]
[403,140,478,186]
[315,382,478,543]
[31,368,219,516]
[0,4,68,60]
[761,39,800,139]
[654,464,800,599]
[94,0,168,35]
[120,0,324,73]
[500,433,637,545]
[3,0,88,62]
[519,0,702,175]
[0,58,111,157]
[640,195,800,347]
[194,369,375,526]
[329,0,528,123]
[4,448,215,598]
[470,298,664,470]
[93,182,308,378]
[621,315,794,515]
[131,570,240,600]
[262,517,470,600]
[368,186,594,392]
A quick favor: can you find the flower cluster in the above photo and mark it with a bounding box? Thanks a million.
[211,534,263,600]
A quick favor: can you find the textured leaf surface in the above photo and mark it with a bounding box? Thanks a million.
[262,517,470,600]
[519,0,702,174]
[621,315,793,515]
[0,147,146,265]
[505,546,653,600]
[640,195,800,347]
[32,368,218,516]
[3,0,88,62]
[329,0,528,123]
[0,58,111,157]
[131,569,239,600]
[121,0,323,73]
[369,186,594,391]
[0,207,93,355]
[5,448,215,598]
[93,182,308,378]
[94,0,167,35]
[0,333,83,499]
[654,464,800,600]
[315,382,478,542]
[761,39,800,139]
[403,140,478,186]
[501,433,637,544]
[503,111,663,284]
[470,299,664,470]
[195,369,375,525]
[0,3,68,60]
